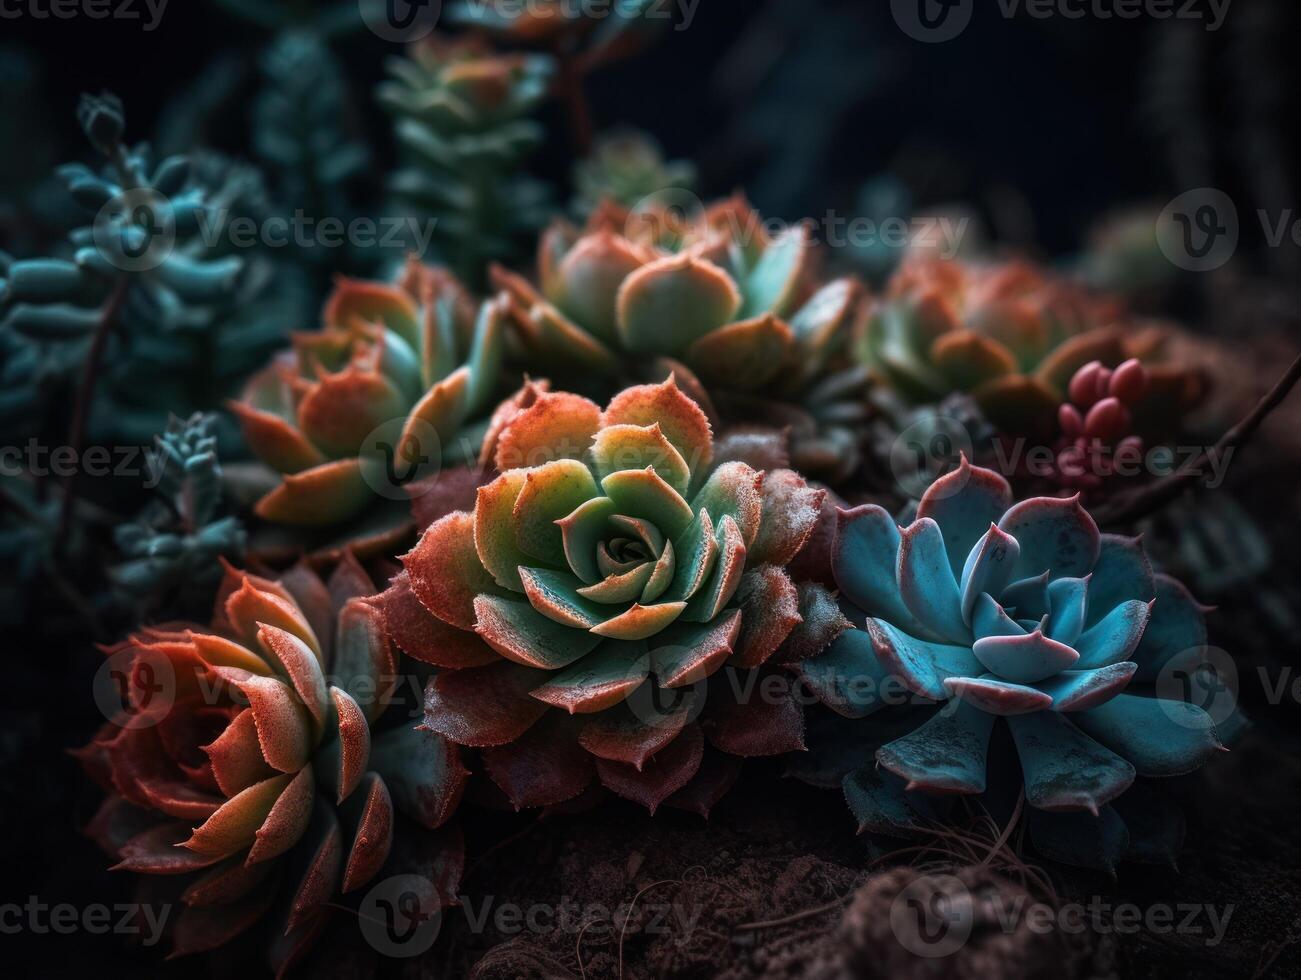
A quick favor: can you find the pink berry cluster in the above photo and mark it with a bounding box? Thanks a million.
[1054,358,1150,491]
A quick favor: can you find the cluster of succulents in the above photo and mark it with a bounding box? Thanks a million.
[78,562,465,969]
[25,12,1271,971]
[860,256,1206,441]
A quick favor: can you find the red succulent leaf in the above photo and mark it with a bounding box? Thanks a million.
[702,670,806,757]
[730,565,802,669]
[594,723,704,813]
[373,572,498,668]
[421,662,550,747]
[482,714,595,809]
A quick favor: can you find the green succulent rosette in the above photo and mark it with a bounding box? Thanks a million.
[383,378,824,813]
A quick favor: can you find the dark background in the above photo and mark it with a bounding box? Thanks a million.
[5,0,1299,258]
[4,0,1301,976]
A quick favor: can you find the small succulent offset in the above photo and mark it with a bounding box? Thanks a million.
[571,129,697,219]
[384,378,822,813]
[230,259,507,553]
[492,197,869,479]
[78,562,466,970]
[1049,359,1149,494]
[797,458,1227,868]
[860,256,1204,439]
[110,413,246,620]
[379,37,553,288]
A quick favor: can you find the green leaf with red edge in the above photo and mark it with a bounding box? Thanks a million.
[183,772,293,859]
[530,641,650,714]
[602,378,714,481]
[591,424,692,496]
[227,401,327,474]
[601,467,694,540]
[650,609,742,688]
[374,571,499,669]
[749,470,826,566]
[297,368,406,459]
[405,510,504,629]
[692,461,763,549]
[474,594,602,668]
[474,471,533,591]
[209,668,314,774]
[254,458,373,526]
[685,314,794,389]
[616,253,741,355]
[512,459,599,566]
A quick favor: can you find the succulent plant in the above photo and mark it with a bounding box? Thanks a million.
[492,196,870,481]
[1048,358,1150,493]
[449,0,669,62]
[77,561,466,969]
[110,413,247,620]
[794,457,1231,869]
[860,256,1206,440]
[229,258,507,557]
[382,378,822,813]
[379,37,553,288]
[571,129,696,219]
[0,93,287,448]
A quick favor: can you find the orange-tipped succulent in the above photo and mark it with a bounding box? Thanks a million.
[380,377,823,814]
[860,255,1206,438]
[77,560,466,970]
[230,258,507,555]
[491,196,869,480]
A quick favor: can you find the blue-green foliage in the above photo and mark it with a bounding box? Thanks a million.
[379,44,554,287]
[252,31,370,270]
[110,413,246,618]
[0,94,289,448]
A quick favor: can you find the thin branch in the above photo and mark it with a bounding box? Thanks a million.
[55,276,129,553]
[1094,351,1301,527]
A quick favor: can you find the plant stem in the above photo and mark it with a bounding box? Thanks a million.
[56,276,129,554]
[1095,351,1301,527]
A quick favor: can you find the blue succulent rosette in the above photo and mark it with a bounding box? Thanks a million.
[796,457,1231,868]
